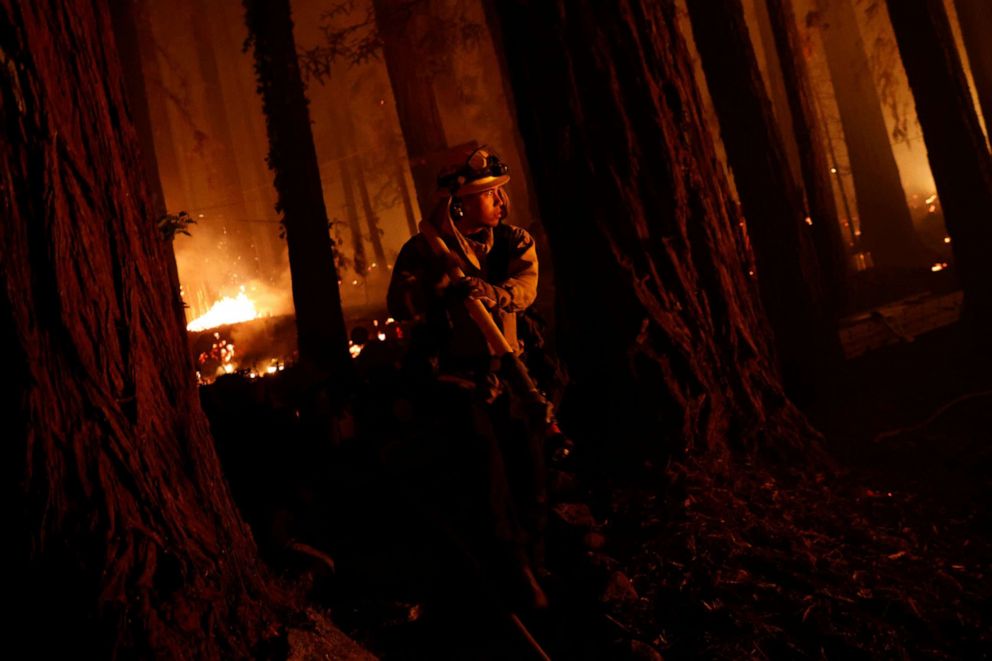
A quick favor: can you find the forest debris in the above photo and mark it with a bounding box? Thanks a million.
[602,571,639,604]
[553,502,597,529]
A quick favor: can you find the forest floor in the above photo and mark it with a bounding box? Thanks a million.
[201,314,990,660]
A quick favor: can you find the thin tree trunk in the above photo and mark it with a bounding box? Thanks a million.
[2,2,283,655]
[372,0,448,217]
[190,1,250,230]
[243,0,352,377]
[490,0,815,464]
[339,153,369,277]
[353,152,388,268]
[751,0,803,187]
[687,0,840,401]
[952,0,992,145]
[816,0,923,269]
[886,0,992,336]
[767,0,849,313]
[395,159,418,236]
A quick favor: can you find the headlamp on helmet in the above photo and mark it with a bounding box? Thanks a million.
[437,147,510,195]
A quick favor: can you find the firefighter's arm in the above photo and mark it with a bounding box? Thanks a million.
[495,227,538,312]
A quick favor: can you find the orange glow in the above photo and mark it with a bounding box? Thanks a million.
[187,290,258,331]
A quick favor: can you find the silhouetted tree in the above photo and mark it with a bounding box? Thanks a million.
[766,0,849,312]
[816,0,923,269]
[5,2,288,655]
[491,0,815,465]
[887,0,992,336]
[243,0,352,376]
[687,0,840,400]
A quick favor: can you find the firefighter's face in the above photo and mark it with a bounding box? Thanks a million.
[460,187,505,231]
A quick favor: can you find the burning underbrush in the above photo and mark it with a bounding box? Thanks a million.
[189,314,297,383]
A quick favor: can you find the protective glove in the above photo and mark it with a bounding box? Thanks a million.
[449,276,512,310]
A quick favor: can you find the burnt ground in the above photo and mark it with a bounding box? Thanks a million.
[201,317,991,660]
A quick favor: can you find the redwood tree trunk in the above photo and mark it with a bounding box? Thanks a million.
[2,2,284,655]
[491,0,813,463]
[243,0,352,377]
[952,0,992,145]
[372,0,448,217]
[817,0,923,270]
[766,0,849,313]
[686,0,840,401]
[886,0,992,335]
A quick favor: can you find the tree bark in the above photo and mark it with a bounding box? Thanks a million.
[372,0,449,217]
[816,0,923,270]
[952,0,992,145]
[886,0,992,335]
[686,0,841,401]
[490,0,814,464]
[766,0,849,313]
[1,2,285,655]
[243,0,352,377]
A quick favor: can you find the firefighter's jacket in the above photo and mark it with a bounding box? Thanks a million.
[387,214,538,368]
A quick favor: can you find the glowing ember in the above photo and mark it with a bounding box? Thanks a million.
[187,291,258,331]
[925,194,938,205]
[931,262,948,272]
[805,216,813,226]
[944,237,951,244]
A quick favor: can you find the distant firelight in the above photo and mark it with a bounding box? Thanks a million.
[187,291,259,331]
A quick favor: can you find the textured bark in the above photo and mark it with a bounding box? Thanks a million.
[372,0,448,217]
[687,0,841,400]
[766,0,849,312]
[953,0,992,145]
[816,0,923,269]
[1,2,286,656]
[887,0,992,335]
[243,0,352,377]
[491,0,814,462]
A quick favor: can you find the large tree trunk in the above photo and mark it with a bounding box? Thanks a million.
[886,0,992,336]
[372,0,448,217]
[766,0,849,313]
[816,0,923,270]
[2,2,284,655]
[952,0,992,145]
[491,0,813,464]
[686,0,841,401]
[243,0,352,377]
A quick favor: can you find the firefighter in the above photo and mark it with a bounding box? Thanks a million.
[387,146,548,610]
